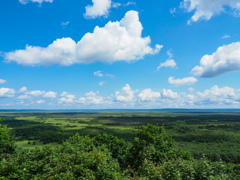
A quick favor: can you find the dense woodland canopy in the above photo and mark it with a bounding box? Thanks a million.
[1,119,240,179]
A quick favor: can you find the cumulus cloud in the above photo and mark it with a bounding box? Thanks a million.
[78,91,104,105]
[115,84,137,102]
[161,89,178,99]
[26,90,45,97]
[2,84,240,108]
[5,11,161,66]
[84,0,111,19]
[43,91,57,99]
[58,92,75,104]
[188,87,195,93]
[19,87,27,93]
[0,88,15,98]
[5,38,77,66]
[157,60,177,70]
[138,89,161,102]
[192,42,240,77]
[19,0,53,5]
[195,86,240,105]
[180,0,240,24]
[168,76,198,86]
[18,95,31,100]
[0,79,7,84]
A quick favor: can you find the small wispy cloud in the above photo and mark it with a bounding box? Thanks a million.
[112,2,121,8]
[157,49,177,70]
[99,81,106,86]
[222,34,230,39]
[170,8,176,16]
[94,71,115,78]
[168,76,198,86]
[0,79,7,84]
[61,21,69,28]
[19,0,53,6]
[125,2,136,6]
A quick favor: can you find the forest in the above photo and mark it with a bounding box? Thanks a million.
[1,110,240,179]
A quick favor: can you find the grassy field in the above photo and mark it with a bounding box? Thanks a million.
[1,110,240,163]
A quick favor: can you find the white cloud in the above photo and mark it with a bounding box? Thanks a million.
[26,90,45,97]
[2,84,240,108]
[187,87,195,93]
[37,100,45,104]
[115,84,137,102]
[61,21,69,27]
[157,49,177,70]
[19,0,53,5]
[43,91,57,99]
[18,95,31,100]
[94,70,114,78]
[170,8,177,15]
[168,76,198,86]
[5,38,77,66]
[84,0,111,19]
[195,86,240,105]
[125,2,136,6]
[85,91,98,97]
[157,59,177,70]
[138,89,161,102]
[78,97,86,104]
[0,88,15,98]
[99,81,106,86]
[161,89,178,99]
[58,92,75,104]
[78,91,104,105]
[222,34,230,39]
[86,91,103,104]
[180,0,240,24]
[112,2,121,8]
[167,49,174,59]
[0,79,7,84]
[19,87,27,93]
[5,11,161,66]
[105,73,115,78]
[94,71,104,77]
[192,42,240,77]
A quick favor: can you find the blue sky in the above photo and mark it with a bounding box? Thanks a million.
[1,0,240,109]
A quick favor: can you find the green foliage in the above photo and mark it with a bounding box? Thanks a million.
[135,157,240,179]
[93,133,131,168]
[0,119,16,160]
[0,133,123,179]
[128,124,191,171]
[3,112,240,164]
[1,120,240,179]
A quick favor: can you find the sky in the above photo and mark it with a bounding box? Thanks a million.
[1,0,240,109]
